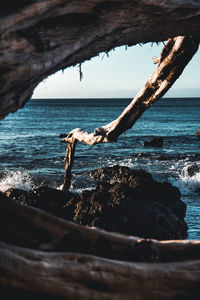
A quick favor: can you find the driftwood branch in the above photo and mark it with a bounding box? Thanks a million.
[1,196,200,299]
[1,241,200,300]
[62,36,200,146]
[61,35,200,189]
[1,195,200,263]
[1,0,200,119]
[62,140,77,191]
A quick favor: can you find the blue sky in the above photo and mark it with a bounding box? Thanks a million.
[32,42,200,99]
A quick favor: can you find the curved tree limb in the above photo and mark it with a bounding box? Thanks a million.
[1,0,200,118]
[62,35,200,145]
[1,197,200,299]
[1,194,200,263]
[1,241,200,300]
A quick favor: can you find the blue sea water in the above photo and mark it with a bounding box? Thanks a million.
[0,98,200,239]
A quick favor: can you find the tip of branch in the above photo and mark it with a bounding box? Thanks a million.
[152,56,160,64]
[61,138,68,143]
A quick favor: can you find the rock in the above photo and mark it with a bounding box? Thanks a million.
[4,166,188,239]
[137,153,149,158]
[195,129,200,138]
[143,137,163,147]
[59,133,68,138]
[89,165,154,188]
[185,164,200,194]
[72,166,187,240]
[28,185,77,220]
[186,164,200,177]
[5,188,28,205]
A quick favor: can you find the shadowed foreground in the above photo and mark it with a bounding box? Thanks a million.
[1,193,200,299]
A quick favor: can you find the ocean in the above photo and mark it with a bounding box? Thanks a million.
[0,98,200,240]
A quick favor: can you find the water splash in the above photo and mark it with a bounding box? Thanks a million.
[170,164,200,195]
[0,169,34,192]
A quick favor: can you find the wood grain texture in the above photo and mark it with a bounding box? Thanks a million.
[1,0,200,117]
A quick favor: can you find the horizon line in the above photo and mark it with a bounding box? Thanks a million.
[31,96,200,99]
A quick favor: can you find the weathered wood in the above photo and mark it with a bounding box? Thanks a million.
[62,36,200,145]
[61,36,199,187]
[62,140,77,191]
[1,194,200,263]
[1,242,200,299]
[1,1,200,118]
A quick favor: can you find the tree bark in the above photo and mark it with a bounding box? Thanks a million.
[1,1,200,118]
[1,241,200,300]
[1,194,200,263]
[1,196,200,299]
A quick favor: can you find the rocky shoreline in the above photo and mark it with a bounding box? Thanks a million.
[3,165,188,240]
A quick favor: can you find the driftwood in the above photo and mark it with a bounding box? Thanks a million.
[61,35,199,190]
[1,1,200,118]
[1,193,200,262]
[1,195,200,299]
[62,36,200,146]
[1,242,200,300]
[62,140,77,191]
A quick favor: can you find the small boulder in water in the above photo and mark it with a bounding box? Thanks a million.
[59,133,68,138]
[143,137,163,147]
[72,165,188,240]
[186,164,200,177]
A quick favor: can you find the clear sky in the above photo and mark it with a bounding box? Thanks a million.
[32,42,200,99]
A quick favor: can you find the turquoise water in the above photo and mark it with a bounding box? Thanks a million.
[0,98,200,239]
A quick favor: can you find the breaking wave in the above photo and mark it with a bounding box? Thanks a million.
[0,169,34,192]
[170,164,200,195]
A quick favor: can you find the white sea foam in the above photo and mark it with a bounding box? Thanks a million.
[170,164,200,195]
[0,169,34,192]
[58,180,95,194]
[107,157,135,169]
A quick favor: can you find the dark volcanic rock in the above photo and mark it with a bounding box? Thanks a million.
[28,185,77,220]
[5,188,28,205]
[4,166,188,240]
[186,163,200,177]
[74,166,187,240]
[143,137,163,147]
[89,165,153,188]
[59,133,68,138]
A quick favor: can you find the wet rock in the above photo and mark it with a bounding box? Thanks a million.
[195,128,200,138]
[59,133,68,138]
[143,137,163,147]
[185,164,200,194]
[137,153,149,158]
[4,166,187,240]
[73,166,188,240]
[186,164,200,177]
[28,185,77,220]
[5,188,28,205]
[89,165,153,188]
